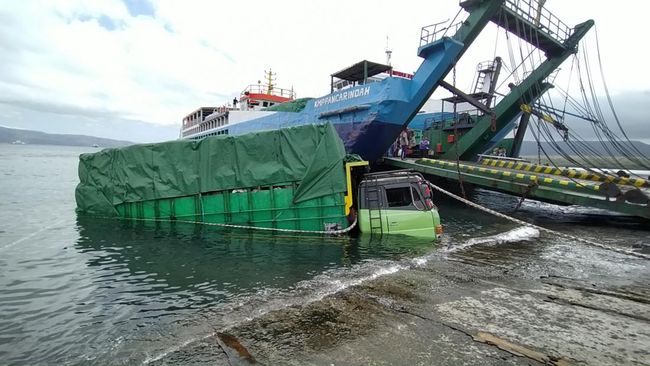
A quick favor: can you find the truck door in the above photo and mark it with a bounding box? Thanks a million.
[383,184,436,237]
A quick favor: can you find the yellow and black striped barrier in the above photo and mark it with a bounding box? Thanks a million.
[418,158,603,193]
[479,158,649,188]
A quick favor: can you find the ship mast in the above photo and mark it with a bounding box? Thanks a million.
[265,68,276,94]
[385,36,392,66]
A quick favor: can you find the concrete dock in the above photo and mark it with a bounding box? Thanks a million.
[149,213,650,365]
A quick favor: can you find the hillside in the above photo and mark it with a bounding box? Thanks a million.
[0,126,133,147]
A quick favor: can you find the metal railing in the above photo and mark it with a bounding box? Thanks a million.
[419,10,465,47]
[476,60,498,73]
[503,0,572,43]
[426,109,487,131]
[545,68,560,84]
[241,84,295,99]
[477,153,528,162]
[518,66,560,86]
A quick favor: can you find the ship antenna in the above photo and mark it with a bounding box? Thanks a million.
[265,68,276,94]
[385,36,392,66]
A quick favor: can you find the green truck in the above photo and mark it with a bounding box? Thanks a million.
[76,124,442,239]
[358,170,442,238]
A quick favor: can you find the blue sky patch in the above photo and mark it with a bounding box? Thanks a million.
[122,0,155,17]
[98,15,119,31]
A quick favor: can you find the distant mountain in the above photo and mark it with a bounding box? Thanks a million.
[518,140,650,156]
[0,126,133,147]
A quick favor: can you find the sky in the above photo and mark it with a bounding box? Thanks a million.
[0,0,649,143]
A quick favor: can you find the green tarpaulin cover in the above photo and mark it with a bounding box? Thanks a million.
[76,123,346,216]
[263,97,312,112]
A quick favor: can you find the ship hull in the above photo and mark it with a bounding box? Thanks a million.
[332,120,403,160]
[183,38,465,161]
[187,79,414,161]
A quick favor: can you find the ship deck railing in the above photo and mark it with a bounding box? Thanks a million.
[426,108,486,131]
[241,84,295,99]
[502,0,572,44]
[420,13,464,47]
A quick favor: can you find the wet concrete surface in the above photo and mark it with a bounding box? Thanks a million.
[151,232,650,366]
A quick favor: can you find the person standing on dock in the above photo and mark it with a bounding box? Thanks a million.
[408,130,417,154]
[399,128,409,160]
[419,136,430,158]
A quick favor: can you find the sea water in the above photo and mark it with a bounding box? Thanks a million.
[0,144,648,365]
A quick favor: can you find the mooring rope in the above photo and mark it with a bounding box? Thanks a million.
[121,216,358,236]
[427,182,650,260]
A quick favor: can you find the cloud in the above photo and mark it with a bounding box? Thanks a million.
[1,0,649,142]
[0,97,115,119]
[0,0,235,126]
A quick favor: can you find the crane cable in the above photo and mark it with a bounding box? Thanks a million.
[594,26,650,162]
[530,29,650,173]
[451,65,468,200]
[578,39,650,169]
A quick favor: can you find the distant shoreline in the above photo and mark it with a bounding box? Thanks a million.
[0,126,133,148]
[0,142,105,149]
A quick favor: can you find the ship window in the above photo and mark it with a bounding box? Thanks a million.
[262,101,269,107]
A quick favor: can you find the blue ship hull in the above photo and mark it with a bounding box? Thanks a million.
[191,38,465,161]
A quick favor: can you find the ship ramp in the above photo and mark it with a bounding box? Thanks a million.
[383,157,650,219]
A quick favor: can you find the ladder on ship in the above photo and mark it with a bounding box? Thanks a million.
[472,59,500,95]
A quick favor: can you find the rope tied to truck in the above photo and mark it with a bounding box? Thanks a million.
[426,182,650,260]
[109,215,358,236]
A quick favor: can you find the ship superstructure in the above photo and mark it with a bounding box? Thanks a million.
[181,69,295,139]
[179,0,594,163]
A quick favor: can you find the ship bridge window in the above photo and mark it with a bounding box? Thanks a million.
[262,101,269,107]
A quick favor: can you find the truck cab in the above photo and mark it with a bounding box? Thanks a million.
[357,170,442,239]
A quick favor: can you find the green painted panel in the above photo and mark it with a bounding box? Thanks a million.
[202,193,226,224]
[174,196,197,220]
[228,191,248,224]
[115,188,348,232]
[273,188,296,229]
[250,190,273,228]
